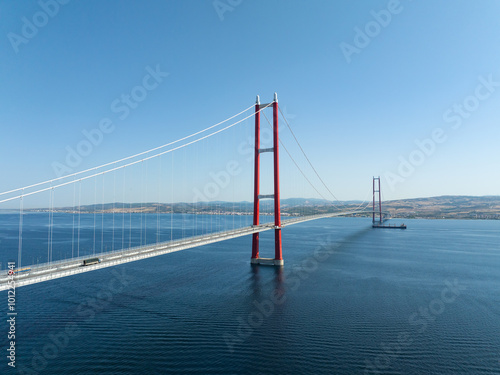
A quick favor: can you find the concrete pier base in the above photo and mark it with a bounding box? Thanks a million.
[251,258,284,267]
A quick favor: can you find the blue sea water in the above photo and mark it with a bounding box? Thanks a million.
[0,215,499,374]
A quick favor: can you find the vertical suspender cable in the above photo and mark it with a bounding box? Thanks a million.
[51,187,54,263]
[193,141,196,237]
[171,153,174,241]
[122,168,126,250]
[93,174,97,255]
[77,180,81,258]
[144,161,148,246]
[112,171,116,251]
[47,187,53,264]
[183,148,186,240]
[72,180,76,259]
[232,128,235,230]
[128,177,135,248]
[157,156,161,244]
[17,191,23,268]
[203,139,206,235]
[140,161,144,246]
[101,172,105,253]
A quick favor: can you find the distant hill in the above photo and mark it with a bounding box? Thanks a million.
[383,196,500,220]
[281,198,335,206]
[21,195,500,220]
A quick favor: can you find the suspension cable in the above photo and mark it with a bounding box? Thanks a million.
[264,110,373,215]
[261,111,332,203]
[278,106,345,205]
[0,103,257,199]
[0,103,273,205]
[17,190,23,268]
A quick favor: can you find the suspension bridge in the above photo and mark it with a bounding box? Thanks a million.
[0,93,388,291]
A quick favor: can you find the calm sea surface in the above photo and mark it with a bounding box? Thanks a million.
[0,214,499,374]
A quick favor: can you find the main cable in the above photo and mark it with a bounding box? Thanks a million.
[0,103,257,198]
[0,103,273,205]
[264,109,372,216]
[261,111,331,203]
[278,106,345,206]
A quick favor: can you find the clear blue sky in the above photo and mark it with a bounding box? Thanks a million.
[1,0,500,205]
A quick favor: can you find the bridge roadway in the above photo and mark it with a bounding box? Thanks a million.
[0,210,370,291]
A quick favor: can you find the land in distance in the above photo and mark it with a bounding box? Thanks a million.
[17,196,500,220]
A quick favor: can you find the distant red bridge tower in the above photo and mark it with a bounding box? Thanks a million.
[372,176,383,224]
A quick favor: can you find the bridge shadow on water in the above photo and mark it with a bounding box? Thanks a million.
[244,222,373,303]
[216,220,377,369]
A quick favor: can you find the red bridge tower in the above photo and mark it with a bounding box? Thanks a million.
[251,93,283,266]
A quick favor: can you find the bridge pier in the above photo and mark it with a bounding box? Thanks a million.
[251,93,283,267]
[251,257,283,266]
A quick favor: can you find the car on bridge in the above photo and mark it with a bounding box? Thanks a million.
[82,258,101,266]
